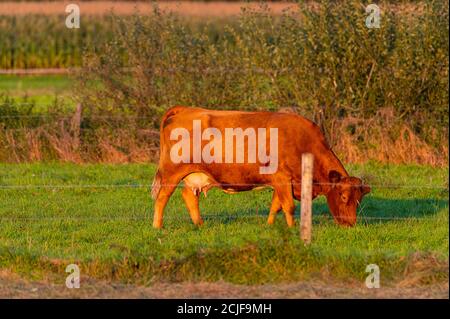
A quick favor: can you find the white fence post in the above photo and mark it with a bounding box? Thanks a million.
[300,153,314,245]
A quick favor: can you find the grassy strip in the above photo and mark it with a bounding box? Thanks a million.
[0,75,74,108]
[1,238,448,286]
[0,75,71,92]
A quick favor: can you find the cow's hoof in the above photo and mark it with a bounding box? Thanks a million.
[286,220,296,227]
[152,222,163,229]
[193,219,204,226]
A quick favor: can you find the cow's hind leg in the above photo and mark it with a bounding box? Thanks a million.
[267,191,282,225]
[153,175,182,229]
[273,181,296,227]
[182,185,204,226]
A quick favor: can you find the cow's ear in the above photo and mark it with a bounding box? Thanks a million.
[328,170,342,184]
[361,184,371,195]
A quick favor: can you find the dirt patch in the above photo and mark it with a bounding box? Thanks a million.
[0,271,447,299]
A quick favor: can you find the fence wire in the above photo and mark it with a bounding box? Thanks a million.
[0,183,446,190]
[0,182,447,221]
[0,115,152,119]
[0,214,445,222]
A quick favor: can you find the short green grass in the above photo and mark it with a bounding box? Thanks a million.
[0,163,448,285]
[0,75,74,107]
[0,75,71,91]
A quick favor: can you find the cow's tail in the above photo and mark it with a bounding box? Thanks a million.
[152,106,186,200]
[151,169,162,200]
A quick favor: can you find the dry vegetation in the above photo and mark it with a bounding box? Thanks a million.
[330,113,449,166]
[1,270,448,298]
[1,107,448,165]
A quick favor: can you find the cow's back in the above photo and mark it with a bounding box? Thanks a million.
[158,106,330,185]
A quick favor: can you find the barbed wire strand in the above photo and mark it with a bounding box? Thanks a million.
[0,128,157,132]
[0,215,444,221]
[0,115,153,119]
[0,185,446,222]
[0,183,446,189]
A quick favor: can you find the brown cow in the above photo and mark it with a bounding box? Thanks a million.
[151,106,370,228]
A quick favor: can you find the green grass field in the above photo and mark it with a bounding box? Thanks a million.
[0,75,73,107]
[0,163,448,286]
[0,75,71,92]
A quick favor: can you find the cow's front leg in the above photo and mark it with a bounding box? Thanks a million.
[274,181,296,227]
[153,176,180,229]
[267,191,282,225]
[182,185,204,226]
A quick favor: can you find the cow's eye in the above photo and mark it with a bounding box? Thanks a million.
[340,193,349,203]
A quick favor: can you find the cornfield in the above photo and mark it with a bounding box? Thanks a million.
[0,15,114,69]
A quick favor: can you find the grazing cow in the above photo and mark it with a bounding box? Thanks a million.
[151,106,370,228]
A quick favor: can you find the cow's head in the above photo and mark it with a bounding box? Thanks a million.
[325,170,371,226]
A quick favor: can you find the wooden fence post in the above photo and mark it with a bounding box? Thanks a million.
[71,103,82,151]
[300,153,314,245]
